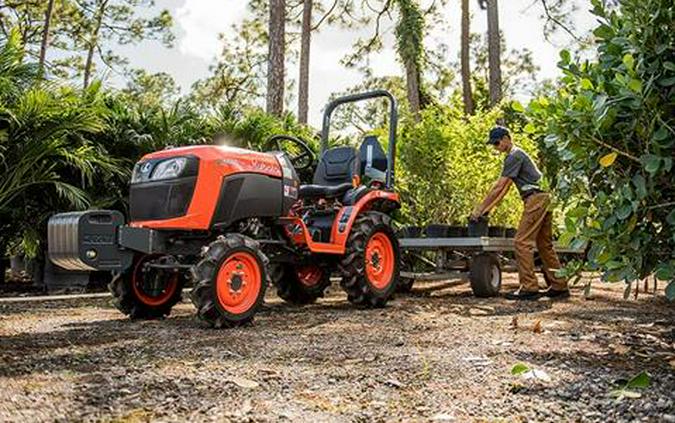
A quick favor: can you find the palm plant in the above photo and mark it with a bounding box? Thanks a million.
[0,30,121,259]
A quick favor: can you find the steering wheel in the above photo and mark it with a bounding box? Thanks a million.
[264,135,316,172]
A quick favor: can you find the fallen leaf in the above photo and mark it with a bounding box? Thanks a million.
[532,320,542,334]
[432,412,455,421]
[669,358,675,370]
[228,377,259,389]
[384,378,405,388]
[510,316,519,330]
[612,344,630,355]
[522,369,552,382]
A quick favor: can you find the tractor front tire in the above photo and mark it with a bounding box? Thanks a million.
[190,234,269,328]
[109,254,184,319]
[340,212,400,307]
[276,264,331,305]
[469,253,501,297]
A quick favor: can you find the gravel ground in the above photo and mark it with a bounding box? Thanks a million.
[0,274,673,422]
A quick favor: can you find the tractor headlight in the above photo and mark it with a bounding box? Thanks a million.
[150,157,188,181]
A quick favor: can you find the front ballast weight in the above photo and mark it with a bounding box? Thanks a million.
[48,210,133,272]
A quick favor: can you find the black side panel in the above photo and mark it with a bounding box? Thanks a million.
[211,173,283,228]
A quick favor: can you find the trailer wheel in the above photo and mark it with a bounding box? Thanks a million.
[469,253,501,297]
[276,264,331,304]
[109,254,185,319]
[340,212,400,307]
[190,234,269,328]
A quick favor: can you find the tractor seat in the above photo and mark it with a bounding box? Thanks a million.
[299,146,358,200]
[298,182,353,199]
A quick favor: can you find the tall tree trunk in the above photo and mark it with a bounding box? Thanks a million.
[404,61,422,121]
[461,0,474,115]
[267,0,286,117]
[486,0,502,106]
[297,0,312,124]
[83,0,108,89]
[38,0,55,77]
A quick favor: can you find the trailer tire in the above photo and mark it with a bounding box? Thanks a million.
[190,234,269,328]
[109,254,185,319]
[469,253,501,297]
[340,212,400,307]
[276,264,331,305]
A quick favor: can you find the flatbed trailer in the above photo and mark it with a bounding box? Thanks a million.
[397,236,585,297]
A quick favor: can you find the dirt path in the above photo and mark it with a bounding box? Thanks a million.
[1,275,673,422]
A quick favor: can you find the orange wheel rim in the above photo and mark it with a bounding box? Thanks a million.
[216,252,262,315]
[296,265,323,287]
[132,255,179,307]
[365,232,395,290]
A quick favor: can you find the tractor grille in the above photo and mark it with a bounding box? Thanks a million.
[129,176,197,221]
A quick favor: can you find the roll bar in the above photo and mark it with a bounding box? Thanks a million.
[320,89,398,189]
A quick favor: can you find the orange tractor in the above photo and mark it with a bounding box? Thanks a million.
[48,90,401,327]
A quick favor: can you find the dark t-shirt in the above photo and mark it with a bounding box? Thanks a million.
[501,146,542,195]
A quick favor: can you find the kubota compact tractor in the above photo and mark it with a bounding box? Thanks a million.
[48,90,401,327]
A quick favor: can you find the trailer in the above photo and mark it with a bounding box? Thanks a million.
[397,233,585,297]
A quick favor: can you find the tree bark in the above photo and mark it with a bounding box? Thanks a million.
[297,0,312,124]
[461,0,474,115]
[83,0,108,89]
[38,0,55,77]
[486,0,502,107]
[266,0,286,117]
[404,61,422,121]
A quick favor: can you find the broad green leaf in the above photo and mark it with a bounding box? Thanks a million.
[626,371,650,389]
[524,123,536,134]
[653,126,668,141]
[632,174,647,199]
[642,155,661,174]
[627,79,642,92]
[667,209,675,226]
[659,76,675,86]
[593,25,613,39]
[599,152,618,167]
[580,79,594,90]
[511,363,530,375]
[664,61,675,71]
[511,101,525,112]
[666,281,675,302]
[559,49,571,64]
[622,54,634,71]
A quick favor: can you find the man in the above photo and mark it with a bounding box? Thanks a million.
[470,126,569,300]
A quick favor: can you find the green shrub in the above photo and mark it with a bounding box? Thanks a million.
[397,101,539,228]
[524,0,674,292]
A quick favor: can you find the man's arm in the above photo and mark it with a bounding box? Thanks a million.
[471,177,513,219]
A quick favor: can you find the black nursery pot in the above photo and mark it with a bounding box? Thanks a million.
[399,225,423,238]
[447,226,468,237]
[488,226,507,237]
[425,224,450,238]
[467,216,489,237]
[506,228,517,238]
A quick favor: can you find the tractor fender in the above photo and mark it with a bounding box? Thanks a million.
[330,190,400,247]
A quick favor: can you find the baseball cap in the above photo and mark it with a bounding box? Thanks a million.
[487,126,510,145]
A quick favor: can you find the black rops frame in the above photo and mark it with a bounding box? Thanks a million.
[320,89,398,189]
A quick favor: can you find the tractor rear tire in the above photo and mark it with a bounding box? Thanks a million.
[340,212,400,307]
[109,254,185,319]
[469,253,501,297]
[190,234,269,328]
[276,264,331,305]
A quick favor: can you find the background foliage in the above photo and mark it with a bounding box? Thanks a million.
[524,0,674,294]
